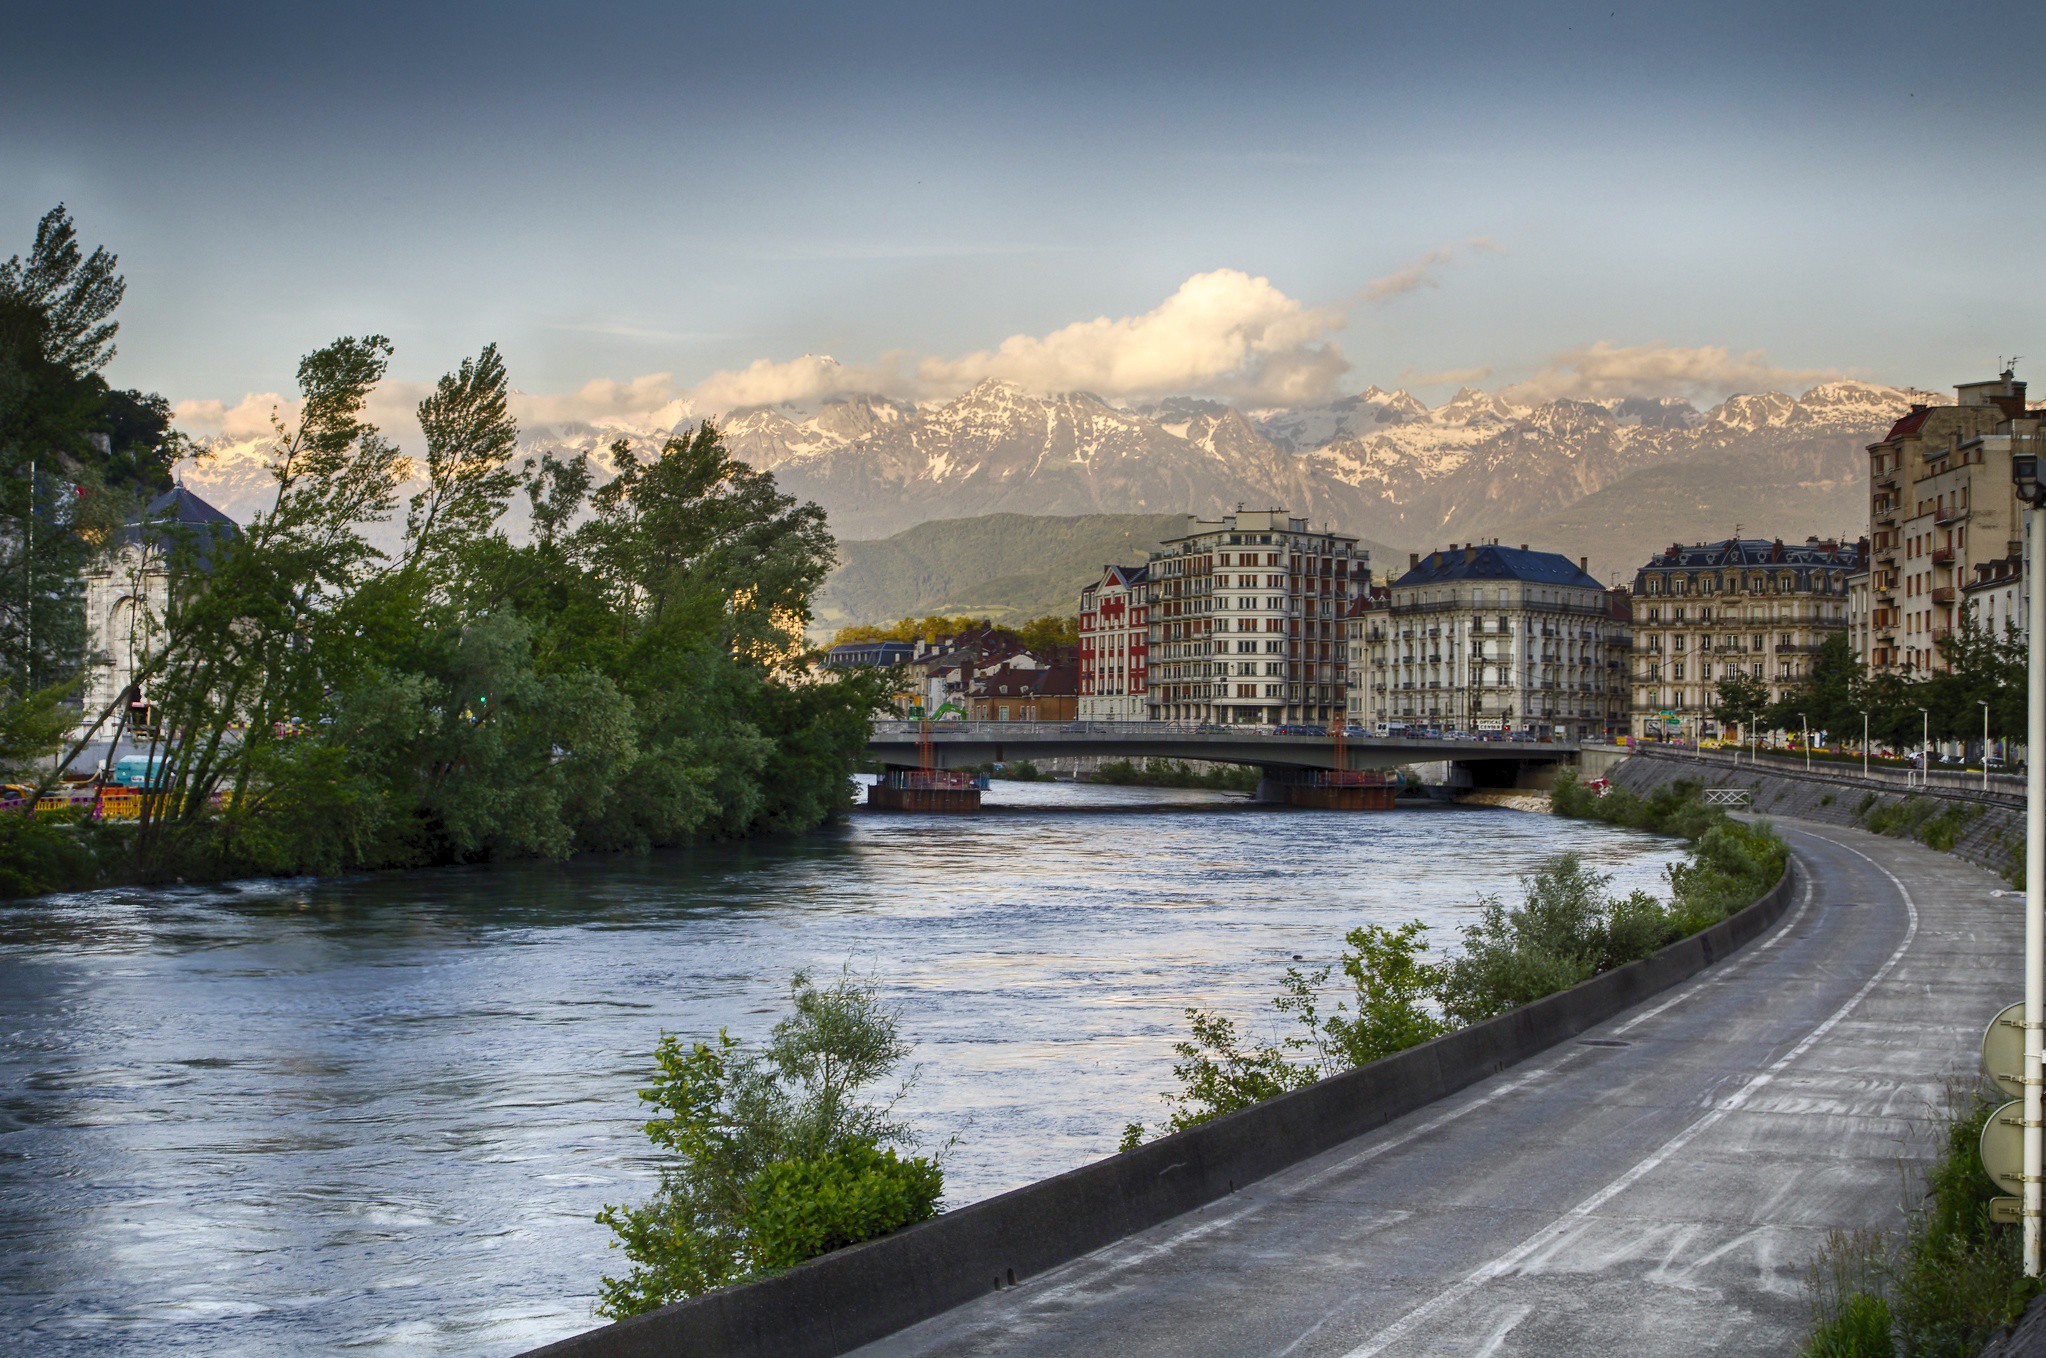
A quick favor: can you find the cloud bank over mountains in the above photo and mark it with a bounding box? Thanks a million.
[172,242,1852,445]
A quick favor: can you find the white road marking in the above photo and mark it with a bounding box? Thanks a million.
[1335,833,1917,1358]
[1471,1304,1533,1357]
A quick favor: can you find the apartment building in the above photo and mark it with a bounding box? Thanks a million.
[1077,563,1149,720]
[1143,509,1368,725]
[1348,543,1629,740]
[1630,536,1862,741]
[1857,369,2032,673]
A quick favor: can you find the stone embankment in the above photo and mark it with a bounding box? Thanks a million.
[1606,746,2024,882]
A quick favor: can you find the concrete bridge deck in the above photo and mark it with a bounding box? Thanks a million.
[866,720,1580,773]
[850,821,2015,1358]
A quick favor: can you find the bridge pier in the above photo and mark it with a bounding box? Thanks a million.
[1256,768,1398,810]
[867,767,982,813]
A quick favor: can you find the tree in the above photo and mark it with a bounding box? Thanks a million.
[1762,633,1865,742]
[1713,674,1771,745]
[0,206,177,714]
[595,971,941,1318]
[1016,614,1079,653]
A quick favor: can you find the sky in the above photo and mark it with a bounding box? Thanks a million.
[7,0,2044,434]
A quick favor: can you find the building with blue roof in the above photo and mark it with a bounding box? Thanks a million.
[1346,541,1630,739]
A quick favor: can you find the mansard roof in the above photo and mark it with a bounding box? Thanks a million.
[112,485,239,559]
[1394,543,1601,590]
[1639,537,1862,572]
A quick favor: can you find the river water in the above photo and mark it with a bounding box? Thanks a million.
[0,783,1684,1355]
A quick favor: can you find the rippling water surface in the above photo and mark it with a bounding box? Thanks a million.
[0,783,1684,1355]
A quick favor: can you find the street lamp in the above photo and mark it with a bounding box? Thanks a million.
[1799,713,1810,772]
[1859,709,1870,780]
[1982,698,1992,793]
[1918,706,1930,790]
[2013,447,2045,1276]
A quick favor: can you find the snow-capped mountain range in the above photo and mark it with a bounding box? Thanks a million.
[176,377,1929,582]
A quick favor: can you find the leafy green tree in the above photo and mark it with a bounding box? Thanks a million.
[1713,673,1771,746]
[1016,614,1079,653]
[0,205,178,699]
[1766,632,1862,742]
[595,971,940,1318]
[1324,922,1448,1065]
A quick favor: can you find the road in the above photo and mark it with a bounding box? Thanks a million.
[852,821,2018,1357]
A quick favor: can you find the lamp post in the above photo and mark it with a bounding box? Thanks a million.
[1859,709,1870,780]
[1800,713,1810,772]
[1918,706,1930,790]
[1983,699,1993,793]
[2010,447,2043,1276]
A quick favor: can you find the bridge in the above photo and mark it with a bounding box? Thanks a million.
[865,720,1581,784]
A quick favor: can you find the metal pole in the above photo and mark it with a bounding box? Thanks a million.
[2027,500,2044,1276]
[1984,699,1993,793]
[1861,711,1869,780]
[1801,714,1810,772]
[1920,707,1930,790]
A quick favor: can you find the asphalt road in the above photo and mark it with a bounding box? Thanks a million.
[852,821,2019,1358]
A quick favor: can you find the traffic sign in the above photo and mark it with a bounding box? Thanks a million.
[1980,1099,2028,1194]
[1983,1001,2029,1100]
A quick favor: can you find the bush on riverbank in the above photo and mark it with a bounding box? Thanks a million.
[1798,1086,2040,1357]
[1089,759,1260,792]
[1125,779,1786,1142]
[595,970,942,1319]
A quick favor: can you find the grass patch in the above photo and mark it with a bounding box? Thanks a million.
[1796,1086,2042,1356]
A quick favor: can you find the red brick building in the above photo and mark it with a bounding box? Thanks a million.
[1078,563,1149,719]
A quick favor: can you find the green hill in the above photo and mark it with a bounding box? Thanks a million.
[814,513,1191,633]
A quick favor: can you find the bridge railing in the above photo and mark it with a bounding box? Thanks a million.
[869,719,1574,745]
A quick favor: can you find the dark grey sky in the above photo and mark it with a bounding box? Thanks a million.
[7,0,2041,423]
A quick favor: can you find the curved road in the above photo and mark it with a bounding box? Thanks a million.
[852,820,2018,1358]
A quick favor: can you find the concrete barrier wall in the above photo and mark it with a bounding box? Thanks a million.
[523,861,1798,1358]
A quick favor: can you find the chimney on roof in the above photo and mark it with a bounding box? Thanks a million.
[1579,557,1588,573]
[1464,545,1477,563]
[1519,543,1528,551]
[1409,552,1419,569]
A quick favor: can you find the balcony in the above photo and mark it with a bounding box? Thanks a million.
[1931,586,1956,604]
[1936,507,1967,526]
[1931,547,1954,567]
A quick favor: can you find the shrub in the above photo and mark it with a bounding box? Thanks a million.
[0,813,128,899]
[595,970,940,1318]
[1132,780,1788,1147]
[742,1142,943,1274]
[1795,1087,2043,1357]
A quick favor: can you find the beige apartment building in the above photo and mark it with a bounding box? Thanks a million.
[1144,509,1369,725]
[1346,542,1630,740]
[1631,536,1862,741]
[1855,370,2032,673]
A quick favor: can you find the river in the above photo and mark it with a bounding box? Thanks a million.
[0,782,1685,1355]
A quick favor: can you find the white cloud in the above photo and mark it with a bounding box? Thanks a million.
[1501,341,1840,405]
[509,372,695,429]
[913,268,1349,404]
[173,392,294,439]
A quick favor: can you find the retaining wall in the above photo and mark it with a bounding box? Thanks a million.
[523,862,1799,1358]
[1608,748,2023,882]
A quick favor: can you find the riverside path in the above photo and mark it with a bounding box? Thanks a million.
[850,821,2017,1358]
